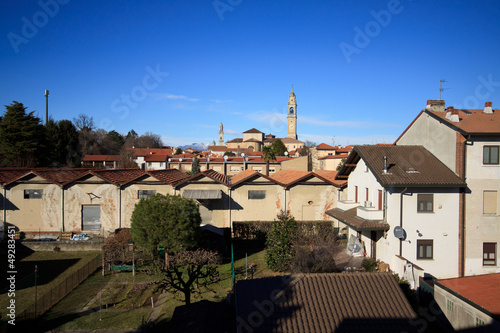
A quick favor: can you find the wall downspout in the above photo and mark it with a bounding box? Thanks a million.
[460,136,468,277]
[284,187,287,212]
[119,186,122,229]
[228,188,232,230]
[2,186,6,229]
[400,187,408,257]
[61,186,65,232]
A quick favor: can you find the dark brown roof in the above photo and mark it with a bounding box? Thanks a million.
[337,145,466,188]
[326,207,389,231]
[176,169,230,188]
[236,273,416,333]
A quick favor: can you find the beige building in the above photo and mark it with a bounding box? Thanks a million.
[1,167,345,237]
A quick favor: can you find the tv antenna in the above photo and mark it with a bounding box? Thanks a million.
[439,79,449,100]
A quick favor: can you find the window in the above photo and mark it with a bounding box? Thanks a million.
[160,162,163,167]
[483,243,496,266]
[248,190,266,200]
[447,299,455,312]
[24,189,43,199]
[138,190,156,199]
[82,205,101,231]
[355,186,358,203]
[417,194,433,213]
[483,146,499,165]
[365,188,369,202]
[417,239,433,259]
[378,190,383,210]
[476,317,485,327]
[483,190,497,215]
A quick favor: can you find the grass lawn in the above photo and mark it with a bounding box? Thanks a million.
[33,244,279,332]
[0,250,100,327]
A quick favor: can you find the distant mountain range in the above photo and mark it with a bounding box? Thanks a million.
[178,143,209,151]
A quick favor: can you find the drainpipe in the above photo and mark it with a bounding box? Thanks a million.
[228,188,232,230]
[61,186,65,232]
[284,187,287,212]
[119,186,122,229]
[400,187,408,257]
[2,186,6,230]
[460,135,469,277]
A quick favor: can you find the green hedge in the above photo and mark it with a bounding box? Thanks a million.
[233,221,339,244]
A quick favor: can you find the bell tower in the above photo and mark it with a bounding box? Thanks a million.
[287,88,297,139]
[218,122,224,146]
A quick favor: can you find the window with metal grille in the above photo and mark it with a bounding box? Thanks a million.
[248,190,266,200]
[417,239,433,259]
[483,243,496,266]
[417,194,433,213]
[24,189,43,199]
[138,190,156,199]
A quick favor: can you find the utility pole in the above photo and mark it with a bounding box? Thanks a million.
[44,90,49,124]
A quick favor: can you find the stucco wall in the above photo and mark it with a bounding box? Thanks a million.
[396,112,458,173]
[464,137,500,275]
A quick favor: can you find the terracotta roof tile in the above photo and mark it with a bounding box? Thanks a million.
[0,168,31,184]
[280,137,304,144]
[236,273,416,333]
[229,169,259,185]
[131,148,173,156]
[34,169,91,185]
[91,169,145,186]
[316,143,336,150]
[436,273,500,317]
[147,169,190,185]
[144,154,168,162]
[326,207,390,231]
[243,128,263,133]
[269,170,310,185]
[82,155,120,162]
[427,108,500,134]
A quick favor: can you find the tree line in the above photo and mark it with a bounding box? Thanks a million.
[0,101,165,168]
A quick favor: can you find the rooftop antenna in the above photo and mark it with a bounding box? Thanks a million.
[439,79,449,100]
[44,89,49,124]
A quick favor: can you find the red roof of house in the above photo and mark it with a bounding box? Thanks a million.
[318,153,349,160]
[243,128,263,133]
[131,148,174,156]
[91,169,146,186]
[316,143,337,150]
[437,273,500,317]
[335,145,355,153]
[144,154,169,162]
[147,169,190,185]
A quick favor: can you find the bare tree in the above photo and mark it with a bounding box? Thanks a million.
[73,113,95,132]
[155,249,221,305]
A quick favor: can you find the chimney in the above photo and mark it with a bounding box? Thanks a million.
[447,106,460,123]
[484,101,493,114]
[383,156,388,174]
[426,99,445,112]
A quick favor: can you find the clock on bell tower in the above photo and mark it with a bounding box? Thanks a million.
[287,88,297,139]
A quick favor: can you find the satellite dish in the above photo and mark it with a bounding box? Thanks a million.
[393,226,407,240]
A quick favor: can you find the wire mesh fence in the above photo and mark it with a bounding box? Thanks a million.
[17,253,101,321]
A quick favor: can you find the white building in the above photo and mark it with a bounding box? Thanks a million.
[396,100,500,276]
[328,145,466,282]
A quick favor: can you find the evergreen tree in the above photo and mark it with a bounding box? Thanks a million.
[265,210,297,272]
[45,118,80,167]
[191,156,200,175]
[130,194,201,256]
[0,101,46,167]
[271,138,287,156]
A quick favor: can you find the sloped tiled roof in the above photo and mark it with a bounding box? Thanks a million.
[335,144,355,153]
[426,108,499,135]
[226,138,243,143]
[144,154,169,162]
[316,143,336,150]
[280,137,304,144]
[229,169,259,185]
[326,207,389,231]
[34,169,90,185]
[436,273,500,319]
[91,169,145,186]
[243,128,263,133]
[0,168,31,185]
[337,145,466,188]
[131,148,174,156]
[81,155,120,162]
[243,138,262,143]
[318,153,349,160]
[236,273,416,333]
[147,169,190,185]
[176,169,229,188]
[207,145,228,151]
[270,170,346,188]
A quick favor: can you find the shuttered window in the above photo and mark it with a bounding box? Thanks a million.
[483,190,497,215]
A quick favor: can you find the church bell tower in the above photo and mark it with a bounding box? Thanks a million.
[218,122,224,146]
[287,88,297,139]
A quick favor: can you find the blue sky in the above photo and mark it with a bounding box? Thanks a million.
[1,0,500,148]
